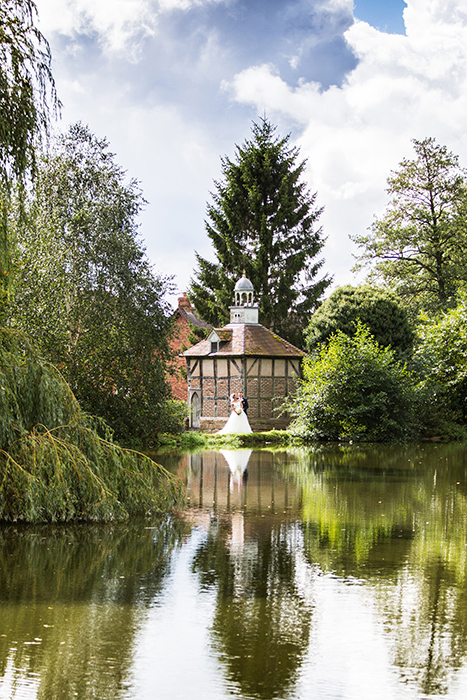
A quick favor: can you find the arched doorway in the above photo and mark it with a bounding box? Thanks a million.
[190,392,200,429]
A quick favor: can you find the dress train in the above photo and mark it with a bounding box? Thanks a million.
[218,399,252,434]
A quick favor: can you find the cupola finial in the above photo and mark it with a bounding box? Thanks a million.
[230,273,259,324]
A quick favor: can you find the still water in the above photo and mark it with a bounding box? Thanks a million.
[2,443,467,699]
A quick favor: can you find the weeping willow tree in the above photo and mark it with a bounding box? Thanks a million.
[0,1,185,520]
[0,0,59,316]
[0,329,185,521]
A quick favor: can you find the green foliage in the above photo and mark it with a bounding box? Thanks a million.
[0,329,185,521]
[189,118,331,347]
[10,123,181,440]
[0,7,185,519]
[352,137,467,315]
[156,399,189,436]
[306,285,414,357]
[412,296,467,437]
[0,0,58,317]
[290,323,419,441]
[154,430,295,452]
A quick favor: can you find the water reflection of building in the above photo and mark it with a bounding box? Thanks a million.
[182,450,302,515]
[167,443,467,698]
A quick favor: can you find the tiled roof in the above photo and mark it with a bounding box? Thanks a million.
[177,307,211,329]
[172,293,210,329]
[211,329,233,342]
[183,323,305,358]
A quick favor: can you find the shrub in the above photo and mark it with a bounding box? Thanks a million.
[290,323,419,441]
[412,297,467,437]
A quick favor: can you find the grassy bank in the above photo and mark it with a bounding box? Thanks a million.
[155,429,300,452]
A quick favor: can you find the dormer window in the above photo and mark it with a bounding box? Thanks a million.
[207,328,232,352]
[208,330,222,354]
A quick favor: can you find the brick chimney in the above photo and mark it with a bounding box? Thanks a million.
[178,292,192,311]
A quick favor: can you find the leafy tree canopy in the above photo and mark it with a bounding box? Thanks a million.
[305,285,414,357]
[10,123,179,440]
[189,118,331,348]
[0,0,58,314]
[290,323,419,442]
[0,6,183,519]
[352,137,467,315]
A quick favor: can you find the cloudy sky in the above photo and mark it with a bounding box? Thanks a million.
[35,0,467,307]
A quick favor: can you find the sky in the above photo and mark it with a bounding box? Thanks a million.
[34,0,467,309]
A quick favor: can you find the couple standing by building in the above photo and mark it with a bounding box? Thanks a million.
[218,392,252,434]
[183,273,305,432]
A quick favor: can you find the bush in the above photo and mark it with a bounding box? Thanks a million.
[412,297,467,437]
[290,323,419,441]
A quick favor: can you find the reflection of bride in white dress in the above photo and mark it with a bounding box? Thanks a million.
[220,448,252,489]
[218,393,252,434]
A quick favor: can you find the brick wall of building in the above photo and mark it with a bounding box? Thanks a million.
[167,294,208,401]
[187,355,302,430]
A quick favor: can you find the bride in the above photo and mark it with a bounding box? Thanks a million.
[218,393,252,434]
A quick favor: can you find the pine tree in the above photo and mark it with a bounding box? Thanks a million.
[189,119,331,348]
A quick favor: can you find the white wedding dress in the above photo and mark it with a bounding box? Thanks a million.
[218,399,252,434]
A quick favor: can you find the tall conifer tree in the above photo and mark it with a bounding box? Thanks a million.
[189,119,331,347]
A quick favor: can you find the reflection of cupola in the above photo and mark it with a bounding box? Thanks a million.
[230,273,259,324]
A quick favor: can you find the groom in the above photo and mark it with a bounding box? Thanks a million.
[240,393,249,415]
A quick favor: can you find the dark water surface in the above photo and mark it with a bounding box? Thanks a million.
[2,443,467,699]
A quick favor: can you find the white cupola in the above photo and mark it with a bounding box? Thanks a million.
[230,273,259,324]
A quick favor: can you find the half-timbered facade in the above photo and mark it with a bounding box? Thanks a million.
[183,275,305,431]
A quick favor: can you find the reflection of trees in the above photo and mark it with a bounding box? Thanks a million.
[153,442,467,697]
[288,442,467,695]
[296,462,417,577]
[0,518,189,699]
[191,515,313,699]
[373,559,466,696]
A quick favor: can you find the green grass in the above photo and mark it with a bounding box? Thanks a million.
[155,429,301,451]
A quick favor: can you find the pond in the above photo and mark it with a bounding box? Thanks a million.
[1,443,467,699]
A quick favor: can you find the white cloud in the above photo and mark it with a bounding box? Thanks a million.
[225,0,467,288]
[36,0,155,53]
[36,0,222,55]
[34,0,467,303]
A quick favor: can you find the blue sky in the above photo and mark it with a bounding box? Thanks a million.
[35,0,467,307]
[354,0,406,33]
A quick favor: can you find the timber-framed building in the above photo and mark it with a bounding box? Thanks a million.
[183,275,305,432]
